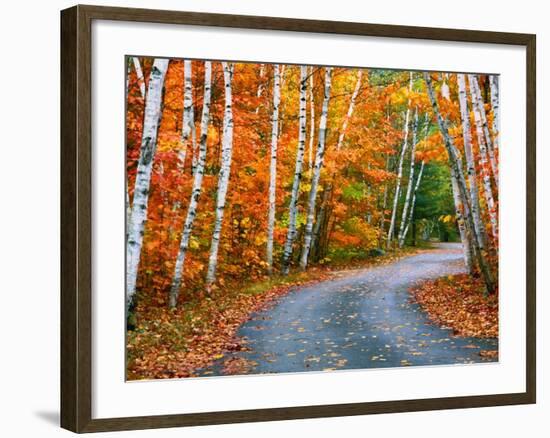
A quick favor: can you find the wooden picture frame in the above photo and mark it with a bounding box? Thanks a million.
[61,4,536,433]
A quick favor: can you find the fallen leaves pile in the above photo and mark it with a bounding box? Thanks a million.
[127,248,422,380]
[410,274,499,338]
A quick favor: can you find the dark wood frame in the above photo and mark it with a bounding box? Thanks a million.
[61,4,536,433]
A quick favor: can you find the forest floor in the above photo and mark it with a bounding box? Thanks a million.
[127,243,498,380]
[197,242,498,377]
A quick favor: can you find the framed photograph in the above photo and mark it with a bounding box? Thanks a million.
[60,4,536,433]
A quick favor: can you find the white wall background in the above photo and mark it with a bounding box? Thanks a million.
[0,0,545,437]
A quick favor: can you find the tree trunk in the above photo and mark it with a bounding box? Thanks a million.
[308,67,316,173]
[401,160,425,244]
[378,154,390,248]
[440,73,450,100]
[179,60,197,173]
[469,74,498,186]
[125,59,133,238]
[266,65,282,274]
[281,66,308,275]
[311,186,330,260]
[469,77,499,243]
[169,62,212,308]
[450,166,474,274]
[205,62,234,288]
[398,107,419,247]
[306,69,361,262]
[132,56,146,100]
[126,58,169,310]
[300,67,333,270]
[424,72,496,294]
[387,72,413,250]
[489,75,500,151]
[336,70,362,151]
[255,64,265,115]
[457,74,488,250]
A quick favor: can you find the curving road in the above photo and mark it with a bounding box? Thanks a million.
[199,243,498,377]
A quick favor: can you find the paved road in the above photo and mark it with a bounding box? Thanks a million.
[199,243,498,377]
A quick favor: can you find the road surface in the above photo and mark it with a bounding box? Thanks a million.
[199,243,498,376]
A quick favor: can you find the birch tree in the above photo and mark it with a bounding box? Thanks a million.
[440,73,450,100]
[378,154,390,248]
[457,74,487,250]
[336,70,362,151]
[308,67,316,172]
[424,72,496,294]
[387,72,413,249]
[469,77,499,243]
[281,66,308,275]
[125,59,133,236]
[469,74,498,186]
[205,63,235,288]
[308,69,361,258]
[169,62,212,307]
[255,64,265,114]
[132,56,146,99]
[266,65,282,274]
[401,160,425,242]
[397,107,419,247]
[300,67,332,270]
[126,58,169,310]
[489,75,500,149]
[450,166,474,273]
[180,60,197,172]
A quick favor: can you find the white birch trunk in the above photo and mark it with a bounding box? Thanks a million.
[469,74,498,186]
[398,107,419,247]
[266,65,282,274]
[378,155,390,247]
[386,72,413,249]
[126,179,131,240]
[180,60,197,172]
[300,67,333,270]
[469,78,499,243]
[255,64,265,114]
[402,160,425,240]
[457,73,487,250]
[205,63,234,288]
[132,57,146,99]
[450,166,474,273]
[424,72,496,293]
[308,67,316,173]
[126,58,169,310]
[489,75,500,151]
[336,70,363,151]
[169,62,212,307]
[125,59,132,237]
[440,73,450,101]
[257,64,265,97]
[281,66,308,275]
